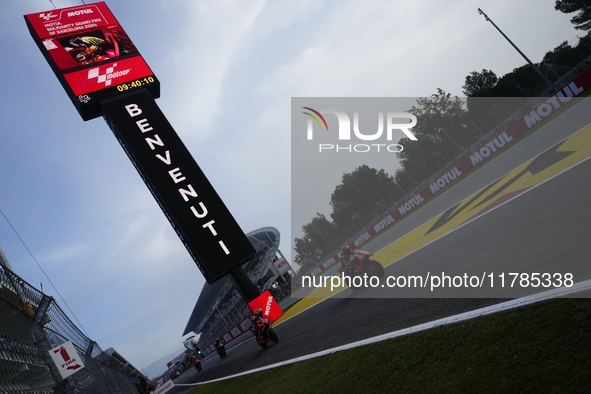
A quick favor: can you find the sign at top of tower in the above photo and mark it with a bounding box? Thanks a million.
[25,2,160,121]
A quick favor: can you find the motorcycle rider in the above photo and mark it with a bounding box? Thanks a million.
[215,337,225,357]
[193,357,202,371]
[251,308,279,347]
[67,35,112,63]
[251,308,265,337]
[340,245,357,274]
[340,245,374,274]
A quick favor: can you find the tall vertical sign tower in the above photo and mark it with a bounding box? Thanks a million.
[25,2,257,286]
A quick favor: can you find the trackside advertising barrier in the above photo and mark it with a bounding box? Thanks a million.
[298,66,591,283]
[154,380,174,394]
[166,350,190,372]
[205,317,252,355]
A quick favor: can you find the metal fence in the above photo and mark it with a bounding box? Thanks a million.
[0,261,141,393]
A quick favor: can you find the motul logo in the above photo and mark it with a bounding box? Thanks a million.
[264,295,273,317]
[248,291,283,323]
[68,9,94,17]
[524,81,584,128]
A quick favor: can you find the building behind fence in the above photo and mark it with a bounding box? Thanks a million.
[0,246,144,393]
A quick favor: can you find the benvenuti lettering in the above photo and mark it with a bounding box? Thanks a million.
[123,103,230,255]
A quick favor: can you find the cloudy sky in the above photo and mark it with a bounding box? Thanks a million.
[0,0,580,376]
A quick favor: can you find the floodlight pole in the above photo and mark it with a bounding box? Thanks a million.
[478,8,553,87]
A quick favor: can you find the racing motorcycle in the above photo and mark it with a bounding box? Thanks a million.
[216,340,227,359]
[340,250,385,288]
[254,318,279,349]
[193,358,202,372]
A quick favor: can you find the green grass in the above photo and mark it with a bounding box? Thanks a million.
[189,298,591,393]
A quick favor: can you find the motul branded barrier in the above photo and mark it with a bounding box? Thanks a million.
[205,317,252,355]
[300,66,591,281]
[154,379,174,394]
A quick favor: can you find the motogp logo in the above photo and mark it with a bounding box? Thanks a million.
[39,12,58,21]
[87,63,131,88]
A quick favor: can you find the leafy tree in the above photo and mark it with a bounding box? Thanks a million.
[330,165,398,228]
[293,237,317,273]
[396,89,471,180]
[493,64,548,96]
[294,166,400,271]
[555,0,591,30]
[463,36,591,100]
[407,88,468,143]
[542,39,591,72]
[293,213,337,272]
[302,213,338,244]
[462,69,498,97]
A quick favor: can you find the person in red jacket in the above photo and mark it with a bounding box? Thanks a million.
[340,245,358,274]
[251,308,266,336]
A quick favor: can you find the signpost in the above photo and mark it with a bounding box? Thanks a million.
[101,90,256,283]
[48,341,85,380]
[25,2,257,285]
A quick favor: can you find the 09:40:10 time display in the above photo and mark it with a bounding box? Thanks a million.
[116,77,155,92]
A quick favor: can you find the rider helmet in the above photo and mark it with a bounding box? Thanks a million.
[342,245,352,256]
[254,308,263,318]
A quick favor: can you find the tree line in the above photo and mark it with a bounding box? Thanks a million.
[293,0,591,274]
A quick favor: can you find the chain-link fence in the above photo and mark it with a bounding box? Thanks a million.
[0,261,142,393]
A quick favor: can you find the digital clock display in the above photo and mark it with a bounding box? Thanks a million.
[116,77,156,91]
